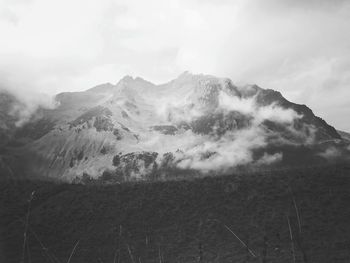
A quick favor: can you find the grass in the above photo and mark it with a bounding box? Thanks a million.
[1,164,350,262]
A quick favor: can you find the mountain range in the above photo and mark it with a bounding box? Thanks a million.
[0,72,349,182]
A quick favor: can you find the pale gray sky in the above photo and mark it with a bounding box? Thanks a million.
[0,0,350,130]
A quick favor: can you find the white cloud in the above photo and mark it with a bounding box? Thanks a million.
[257,104,301,124]
[175,127,266,172]
[0,0,350,130]
[318,147,342,159]
[218,91,301,124]
[218,92,256,115]
[256,152,283,165]
[142,87,303,172]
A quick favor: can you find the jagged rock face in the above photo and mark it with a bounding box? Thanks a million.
[0,73,348,181]
[190,111,252,135]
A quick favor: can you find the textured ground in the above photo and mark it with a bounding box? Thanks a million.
[1,164,350,263]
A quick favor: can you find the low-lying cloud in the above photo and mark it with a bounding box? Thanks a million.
[137,85,304,173]
[218,91,301,124]
[318,147,342,159]
[0,86,57,126]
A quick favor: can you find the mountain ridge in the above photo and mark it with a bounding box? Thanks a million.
[0,72,349,182]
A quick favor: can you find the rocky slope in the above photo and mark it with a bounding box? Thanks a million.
[0,73,348,181]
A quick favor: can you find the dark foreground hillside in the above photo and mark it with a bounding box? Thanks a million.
[1,165,350,263]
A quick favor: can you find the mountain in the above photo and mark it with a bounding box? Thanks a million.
[0,91,22,147]
[0,72,349,182]
[338,130,350,142]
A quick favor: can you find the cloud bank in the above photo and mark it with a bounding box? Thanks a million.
[135,87,304,173]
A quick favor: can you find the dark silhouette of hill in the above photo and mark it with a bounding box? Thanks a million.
[1,164,350,262]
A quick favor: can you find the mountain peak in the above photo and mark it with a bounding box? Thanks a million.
[86,83,114,93]
[177,70,193,78]
[1,73,347,181]
[121,75,134,81]
[116,75,155,87]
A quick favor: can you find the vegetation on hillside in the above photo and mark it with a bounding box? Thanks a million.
[1,164,350,262]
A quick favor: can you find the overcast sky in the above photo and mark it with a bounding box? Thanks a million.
[0,0,350,130]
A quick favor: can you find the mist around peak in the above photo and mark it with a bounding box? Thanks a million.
[1,73,347,181]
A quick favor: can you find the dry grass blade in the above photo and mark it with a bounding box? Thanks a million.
[21,191,35,263]
[158,244,163,263]
[287,216,296,263]
[115,225,122,263]
[113,249,119,263]
[66,240,80,263]
[127,243,136,263]
[22,221,60,263]
[292,196,302,233]
[289,186,302,234]
[222,224,257,258]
